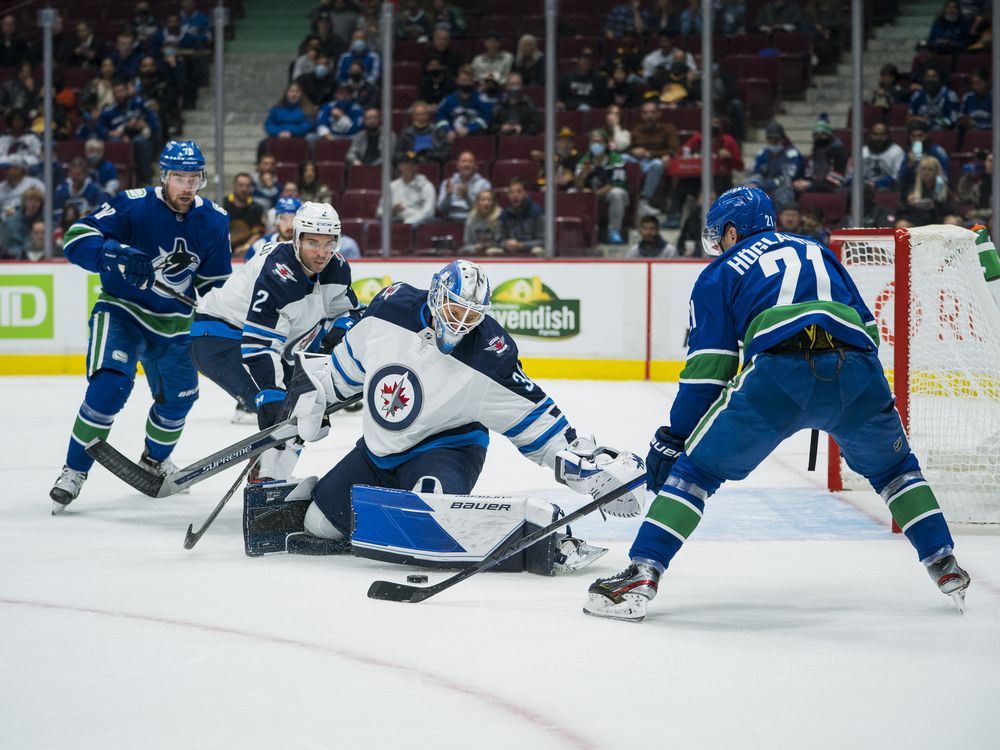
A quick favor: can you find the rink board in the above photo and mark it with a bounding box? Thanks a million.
[0,259,708,379]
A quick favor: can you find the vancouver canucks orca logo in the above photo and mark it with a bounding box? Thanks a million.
[367,364,423,431]
[153,237,200,298]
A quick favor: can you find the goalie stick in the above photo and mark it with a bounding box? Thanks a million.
[367,474,646,604]
[85,393,362,497]
[183,459,255,550]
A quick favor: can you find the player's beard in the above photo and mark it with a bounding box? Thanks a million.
[165,187,195,214]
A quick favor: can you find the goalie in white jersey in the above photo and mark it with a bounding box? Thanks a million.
[242,260,646,572]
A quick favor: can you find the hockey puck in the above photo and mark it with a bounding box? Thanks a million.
[407,574,428,584]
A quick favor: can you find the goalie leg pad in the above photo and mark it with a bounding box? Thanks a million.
[243,478,316,556]
[350,486,597,575]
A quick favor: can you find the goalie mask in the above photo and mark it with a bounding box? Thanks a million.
[293,201,342,265]
[428,260,491,354]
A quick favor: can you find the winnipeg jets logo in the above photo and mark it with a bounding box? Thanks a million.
[367,364,423,431]
[379,378,410,418]
[484,335,509,356]
[152,238,200,299]
[273,262,297,282]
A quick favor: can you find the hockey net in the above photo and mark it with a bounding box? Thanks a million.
[829,225,1000,524]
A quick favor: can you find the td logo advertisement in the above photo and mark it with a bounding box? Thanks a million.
[0,275,54,339]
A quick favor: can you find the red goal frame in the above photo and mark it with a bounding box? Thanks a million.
[827,229,911,509]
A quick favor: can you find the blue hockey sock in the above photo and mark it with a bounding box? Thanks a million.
[880,472,954,560]
[65,370,134,472]
[629,476,708,569]
[143,402,190,462]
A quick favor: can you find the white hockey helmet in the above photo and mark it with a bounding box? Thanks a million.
[293,201,342,261]
[427,259,491,354]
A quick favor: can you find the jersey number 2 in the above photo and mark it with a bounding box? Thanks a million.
[760,244,832,305]
[251,290,269,312]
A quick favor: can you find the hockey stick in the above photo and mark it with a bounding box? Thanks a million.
[183,458,255,550]
[85,393,362,498]
[367,475,646,604]
[153,280,198,309]
[117,261,199,308]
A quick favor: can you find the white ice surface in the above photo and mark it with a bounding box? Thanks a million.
[1,376,998,750]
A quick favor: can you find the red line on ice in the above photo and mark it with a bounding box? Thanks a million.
[0,597,598,750]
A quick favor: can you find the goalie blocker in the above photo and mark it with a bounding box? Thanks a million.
[243,480,607,575]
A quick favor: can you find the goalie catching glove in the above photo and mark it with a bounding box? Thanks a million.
[279,352,342,442]
[555,436,646,518]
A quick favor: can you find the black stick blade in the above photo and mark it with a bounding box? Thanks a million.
[85,438,164,497]
[367,580,433,603]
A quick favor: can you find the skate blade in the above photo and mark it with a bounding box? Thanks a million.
[582,592,646,623]
[949,590,966,614]
[554,543,608,574]
[51,502,69,516]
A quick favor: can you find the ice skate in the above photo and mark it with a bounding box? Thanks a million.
[553,535,608,574]
[231,402,257,424]
[926,554,971,613]
[50,466,87,514]
[583,560,661,623]
[138,448,187,493]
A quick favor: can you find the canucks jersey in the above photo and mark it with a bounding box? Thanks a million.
[63,187,232,338]
[671,230,878,438]
[325,282,577,469]
[196,241,359,393]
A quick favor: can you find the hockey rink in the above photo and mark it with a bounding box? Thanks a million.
[1,376,998,750]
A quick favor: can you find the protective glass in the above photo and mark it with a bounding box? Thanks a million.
[301,235,339,253]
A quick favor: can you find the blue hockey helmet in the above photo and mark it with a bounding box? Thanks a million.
[428,260,491,354]
[701,186,776,256]
[275,196,303,216]
[159,140,207,189]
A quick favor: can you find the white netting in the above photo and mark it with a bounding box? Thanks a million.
[837,225,1000,524]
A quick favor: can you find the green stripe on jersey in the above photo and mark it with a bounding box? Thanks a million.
[681,351,740,383]
[97,293,194,337]
[645,491,703,540]
[62,223,103,248]
[71,415,112,446]
[685,359,756,452]
[145,416,184,446]
[744,300,876,351]
[886,484,942,530]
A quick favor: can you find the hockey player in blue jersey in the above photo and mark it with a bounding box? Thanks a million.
[191,201,360,482]
[245,195,301,262]
[49,140,232,511]
[242,259,646,566]
[584,186,971,622]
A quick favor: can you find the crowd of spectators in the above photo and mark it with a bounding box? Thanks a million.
[0,0,216,259]
[2,0,994,261]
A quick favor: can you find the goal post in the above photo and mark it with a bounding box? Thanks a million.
[828,224,1000,525]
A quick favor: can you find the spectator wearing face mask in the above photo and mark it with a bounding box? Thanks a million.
[336,30,380,85]
[747,121,804,208]
[491,72,540,136]
[855,124,905,191]
[421,58,456,105]
[792,114,847,194]
[909,64,959,130]
[575,129,630,245]
[297,53,339,107]
[436,66,493,141]
[343,60,380,109]
[346,107,392,165]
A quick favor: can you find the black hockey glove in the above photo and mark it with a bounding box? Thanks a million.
[646,426,684,492]
[255,389,287,430]
[318,310,363,354]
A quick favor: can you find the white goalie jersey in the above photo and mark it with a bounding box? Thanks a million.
[325,282,578,468]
